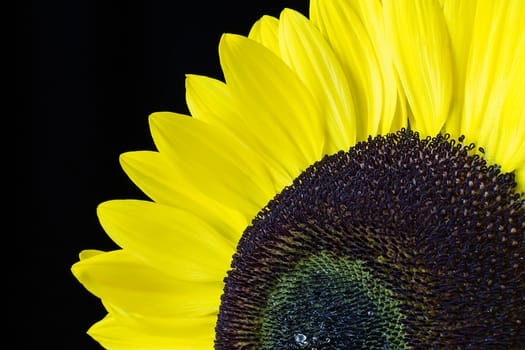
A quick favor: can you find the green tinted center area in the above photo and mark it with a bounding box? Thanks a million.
[260,253,407,349]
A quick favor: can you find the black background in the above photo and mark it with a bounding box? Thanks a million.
[22,1,308,348]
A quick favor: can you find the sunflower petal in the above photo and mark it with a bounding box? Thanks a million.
[310,0,404,139]
[120,150,247,242]
[219,33,324,182]
[185,75,239,135]
[79,249,105,260]
[184,75,288,194]
[72,250,222,317]
[384,0,452,137]
[440,0,477,137]
[88,314,214,350]
[149,112,275,216]
[248,15,280,56]
[278,9,356,155]
[496,55,525,172]
[119,150,207,208]
[461,0,525,173]
[97,200,234,281]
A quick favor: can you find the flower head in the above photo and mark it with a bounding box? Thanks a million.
[72,1,525,349]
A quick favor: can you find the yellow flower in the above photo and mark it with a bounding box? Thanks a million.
[72,1,525,349]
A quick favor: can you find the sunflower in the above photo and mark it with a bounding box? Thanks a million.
[72,0,525,349]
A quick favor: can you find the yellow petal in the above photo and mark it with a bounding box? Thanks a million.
[310,0,405,139]
[72,250,222,318]
[219,33,324,183]
[440,0,478,137]
[496,56,525,172]
[120,150,247,242]
[247,8,358,156]
[461,0,525,173]
[97,200,234,281]
[278,9,356,154]
[248,15,280,56]
[185,75,238,134]
[184,75,287,194]
[88,314,214,350]
[149,112,276,217]
[384,0,452,137]
[79,249,105,261]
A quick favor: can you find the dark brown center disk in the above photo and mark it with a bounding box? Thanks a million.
[215,129,525,349]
